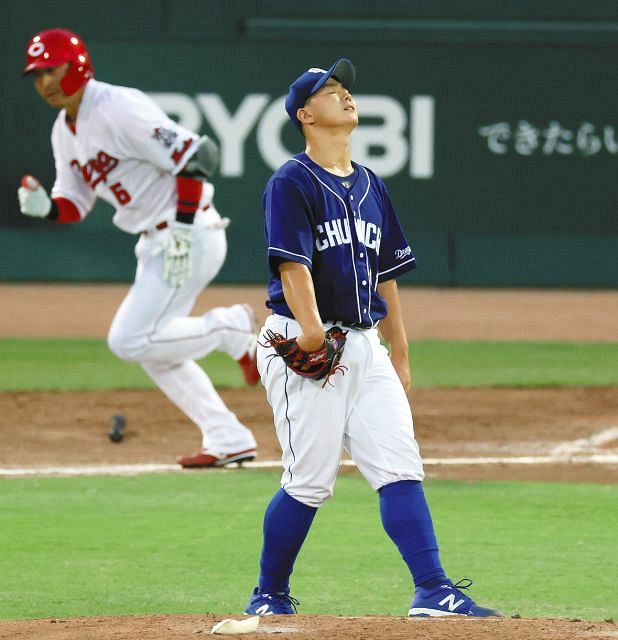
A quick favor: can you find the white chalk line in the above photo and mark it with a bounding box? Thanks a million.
[550,425,618,457]
[2,426,617,478]
[2,455,617,478]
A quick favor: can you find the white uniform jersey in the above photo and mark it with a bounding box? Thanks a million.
[50,79,211,234]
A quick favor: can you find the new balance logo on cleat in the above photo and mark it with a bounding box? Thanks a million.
[408,578,504,618]
[438,593,465,612]
[244,587,299,615]
[255,604,274,616]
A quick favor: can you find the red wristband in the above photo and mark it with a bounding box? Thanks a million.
[176,176,203,217]
[52,197,81,223]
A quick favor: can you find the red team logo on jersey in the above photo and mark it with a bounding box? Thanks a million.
[71,151,131,205]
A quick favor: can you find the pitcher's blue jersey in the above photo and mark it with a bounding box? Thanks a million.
[264,152,416,328]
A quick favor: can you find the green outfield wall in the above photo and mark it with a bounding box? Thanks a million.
[1,1,617,286]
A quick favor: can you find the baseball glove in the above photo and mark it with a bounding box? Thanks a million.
[264,327,348,386]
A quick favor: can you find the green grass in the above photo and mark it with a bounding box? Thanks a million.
[411,340,618,386]
[0,339,242,390]
[1,471,616,621]
[0,338,616,390]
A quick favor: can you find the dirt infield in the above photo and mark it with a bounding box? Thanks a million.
[2,386,618,483]
[1,285,617,637]
[1,283,617,341]
[0,614,615,640]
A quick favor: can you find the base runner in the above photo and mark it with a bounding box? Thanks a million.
[18,28,258,468]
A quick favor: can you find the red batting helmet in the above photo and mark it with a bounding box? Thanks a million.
[23,28,94,96]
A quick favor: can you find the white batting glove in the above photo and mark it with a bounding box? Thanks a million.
[18,175,52,218]
[154,223,194,288]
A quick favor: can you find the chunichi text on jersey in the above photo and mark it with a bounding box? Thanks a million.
[316,218,382,253]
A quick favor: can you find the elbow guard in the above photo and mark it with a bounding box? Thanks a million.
[179,135,220,179]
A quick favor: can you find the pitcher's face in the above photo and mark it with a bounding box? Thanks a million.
[299,78,358,131]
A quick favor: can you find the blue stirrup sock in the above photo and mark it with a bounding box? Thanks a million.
[258,488,318,593]
[379,480,447,588]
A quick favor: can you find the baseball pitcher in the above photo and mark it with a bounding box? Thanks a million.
[18,28,258,468]
[244,58,503,617]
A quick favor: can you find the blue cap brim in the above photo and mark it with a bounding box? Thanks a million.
[285,58,356,131]
[310,58,356,97]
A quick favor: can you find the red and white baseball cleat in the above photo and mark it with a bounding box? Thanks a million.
[238,304,260,386]
[177,448,257,469]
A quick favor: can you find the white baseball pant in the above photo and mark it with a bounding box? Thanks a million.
[107,208,256,454]
[258,314,424,508]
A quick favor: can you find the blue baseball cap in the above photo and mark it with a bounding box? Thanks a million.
[285,58,356,131]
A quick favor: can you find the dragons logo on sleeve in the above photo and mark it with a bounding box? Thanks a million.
[395,246,412,260]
